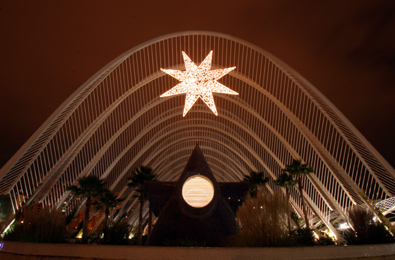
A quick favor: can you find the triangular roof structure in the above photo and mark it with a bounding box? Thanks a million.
[146,144,247,246]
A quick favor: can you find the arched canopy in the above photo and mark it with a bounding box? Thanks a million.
[1,31,395,232]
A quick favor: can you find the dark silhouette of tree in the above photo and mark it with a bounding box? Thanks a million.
[283,159,314,229]
[95,189,124,235]
[67,175,105,242]
[275,172,298,232]
[244,171,269,198]
[127,166,156,245]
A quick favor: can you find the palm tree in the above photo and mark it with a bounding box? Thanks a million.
[95,189,124,234]
[244,171,270,198]
[67,175,105,242]
[275,172,298,232]
[283,159,314,229]
[127,166,156,245]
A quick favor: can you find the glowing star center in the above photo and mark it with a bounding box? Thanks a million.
[160,50,238,116]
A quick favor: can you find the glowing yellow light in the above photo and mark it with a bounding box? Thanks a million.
[182,175,214,208]
[76,229,83,239]
[161,51,238,116]
[325,229,337,240]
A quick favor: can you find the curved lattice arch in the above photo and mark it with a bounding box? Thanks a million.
[1,31,395,238]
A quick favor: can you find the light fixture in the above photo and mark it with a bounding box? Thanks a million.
[161,51,238,116]
[182,175,214,208]
[339,222,350,230]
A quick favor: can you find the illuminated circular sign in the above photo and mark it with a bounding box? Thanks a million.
[182,175,214,208]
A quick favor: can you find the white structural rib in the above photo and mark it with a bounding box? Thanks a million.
[1,32,394,237]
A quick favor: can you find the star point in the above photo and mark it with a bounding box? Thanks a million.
[160,51,238,117]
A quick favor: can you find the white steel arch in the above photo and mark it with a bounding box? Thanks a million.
[1,31,395,235]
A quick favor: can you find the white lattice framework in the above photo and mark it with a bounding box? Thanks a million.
[1,31,395,236]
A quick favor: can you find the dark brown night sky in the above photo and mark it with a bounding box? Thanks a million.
[0,1,394,169]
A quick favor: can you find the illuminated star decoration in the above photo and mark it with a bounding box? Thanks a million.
[160,51,238,116]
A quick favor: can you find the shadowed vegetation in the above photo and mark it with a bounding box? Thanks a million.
[244,171,269,198]
[344,206,394,245]
[67,175,106,243]
[274,172,297,232]
[94,189,124,237]
[233,191,288,246]
[99,221,131,245]
[0,195,12,223]
[3,205,66,243]
[232,189,322,247]
[128,166,156,245]
[282,159,314,229]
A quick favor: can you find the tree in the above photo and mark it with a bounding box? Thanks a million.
[67,175,106,242]
[275,172,298,232]
[244,171,269,198]
[94,189,124,235]
[127,166,156,245]
[283,159,314,229]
